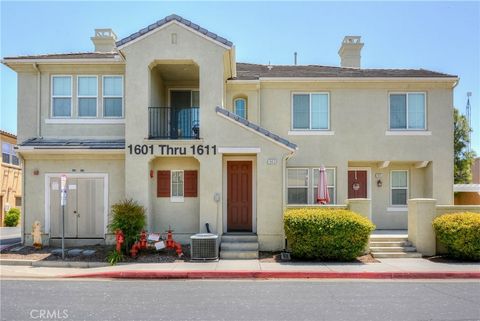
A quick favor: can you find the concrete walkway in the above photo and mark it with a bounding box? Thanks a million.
[1,258,479,279]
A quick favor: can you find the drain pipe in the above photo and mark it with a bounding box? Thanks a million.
[282,151,295,251]
[32,63,41,138]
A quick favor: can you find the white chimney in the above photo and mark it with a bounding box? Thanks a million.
[91,29,117,52]
[338,36,364,69]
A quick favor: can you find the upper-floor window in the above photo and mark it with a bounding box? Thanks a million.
[234,98,247,119]
[52,76,72,117]
[389,93,426,130]
[103,76,123,117]
[77,76,98,117]
[391,170,408,205]
[2,142,19,166]
[292,93,329,130]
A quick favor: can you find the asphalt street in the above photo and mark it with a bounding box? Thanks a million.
[1,279,479,321]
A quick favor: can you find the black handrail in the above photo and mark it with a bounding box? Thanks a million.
[148,107,200,139]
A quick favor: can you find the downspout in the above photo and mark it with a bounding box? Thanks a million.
[281,151,295,251]
[32,63,41,138]
[18,151,25,245]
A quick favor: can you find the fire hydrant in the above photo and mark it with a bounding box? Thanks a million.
[130,242,140,258]
[139,230,148,249]
[115,229,124,253]
[165,228,183,257]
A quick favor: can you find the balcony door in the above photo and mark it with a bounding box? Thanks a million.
[169,90,199,139]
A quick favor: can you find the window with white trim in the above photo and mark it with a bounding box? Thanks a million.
[287,168,309,204]
[52,76,72,117]
[2,142,19,166]
[391,170,408,205]
[389,93,426,130]
[171,170,184,200]
[103,76,123,117]
[78,76,98,117]
[313,168,336,204]
[292,93,329,130]
[234,98,247,119]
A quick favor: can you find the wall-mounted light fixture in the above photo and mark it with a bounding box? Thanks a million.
[375,173,383,187]
[150,170,154,178]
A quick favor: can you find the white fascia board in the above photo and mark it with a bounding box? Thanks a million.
[16,148,125,154]
[257,77,459,84]
[117,20,231,50]
[2,58,124,65]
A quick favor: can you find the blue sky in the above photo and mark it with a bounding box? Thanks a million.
[1,1,479,153]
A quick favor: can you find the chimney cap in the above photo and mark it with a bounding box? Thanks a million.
[342,36,362,44]
[92,28,117,40]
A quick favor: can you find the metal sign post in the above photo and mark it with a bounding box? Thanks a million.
[60,175,67,260]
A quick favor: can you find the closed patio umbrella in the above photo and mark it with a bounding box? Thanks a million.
[317,165,330,204]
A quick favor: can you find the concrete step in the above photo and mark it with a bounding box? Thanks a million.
[221,242,259,251]
[371,252,422,258]
[369,236,408,242]
[370,246,417,253]
[222,234,258,243]
[220,250,259,259]
[369,241,411,247]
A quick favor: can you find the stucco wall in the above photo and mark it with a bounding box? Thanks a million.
[15,64,126,143]
[21,153,125,244]
[150,157,200,242]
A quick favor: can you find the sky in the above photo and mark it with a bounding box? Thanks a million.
[1,1,479,153]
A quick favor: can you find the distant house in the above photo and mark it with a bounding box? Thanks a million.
[0,130,22,226]
[454,158,480,205]
[2,14,458,255]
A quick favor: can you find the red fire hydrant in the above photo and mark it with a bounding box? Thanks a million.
[115,229,124,253]
[139,230,147,249]
[130,241,140,258]
[166,228,183,257]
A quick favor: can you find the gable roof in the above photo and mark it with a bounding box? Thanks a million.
[215,106,297,151]
[234,63,457,80]
[116,14,233,48]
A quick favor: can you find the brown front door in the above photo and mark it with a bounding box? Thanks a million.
[227,161,253,232]
[348,170,368,198]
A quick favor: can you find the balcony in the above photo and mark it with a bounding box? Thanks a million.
[148,107,200,139]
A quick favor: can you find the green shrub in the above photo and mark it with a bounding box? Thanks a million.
[433,212,480,261]
[108,199,146,252]
[4,208,20,227]
[284,208,375,261]
[106,250,124,266]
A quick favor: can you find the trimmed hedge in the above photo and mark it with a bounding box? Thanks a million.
[4,208,20,227]
[284,208,375,261]
[433,212,480,261]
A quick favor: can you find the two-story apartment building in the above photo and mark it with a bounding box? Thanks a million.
[1,130,22,226]
[2,15,457,256]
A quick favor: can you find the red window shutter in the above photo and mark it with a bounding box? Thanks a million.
[184,170,198,197]
[157,170,170,197]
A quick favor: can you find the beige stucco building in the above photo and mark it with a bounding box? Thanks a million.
[2,15,458,256]
[1,130,22,226]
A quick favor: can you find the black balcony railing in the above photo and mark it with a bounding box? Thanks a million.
[148,107,200,139]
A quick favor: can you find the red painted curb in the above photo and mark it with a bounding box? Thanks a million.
[64,270,480,280]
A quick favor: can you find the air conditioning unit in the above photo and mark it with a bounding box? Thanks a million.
[190,233,219,260]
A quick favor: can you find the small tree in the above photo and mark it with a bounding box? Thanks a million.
[4,208,20,227]
[454,108,476,183]
[108,199,146,252]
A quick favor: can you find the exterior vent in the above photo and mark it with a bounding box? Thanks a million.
[190,233,219,260]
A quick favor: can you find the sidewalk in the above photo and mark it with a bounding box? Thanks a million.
[1,258,479,279]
